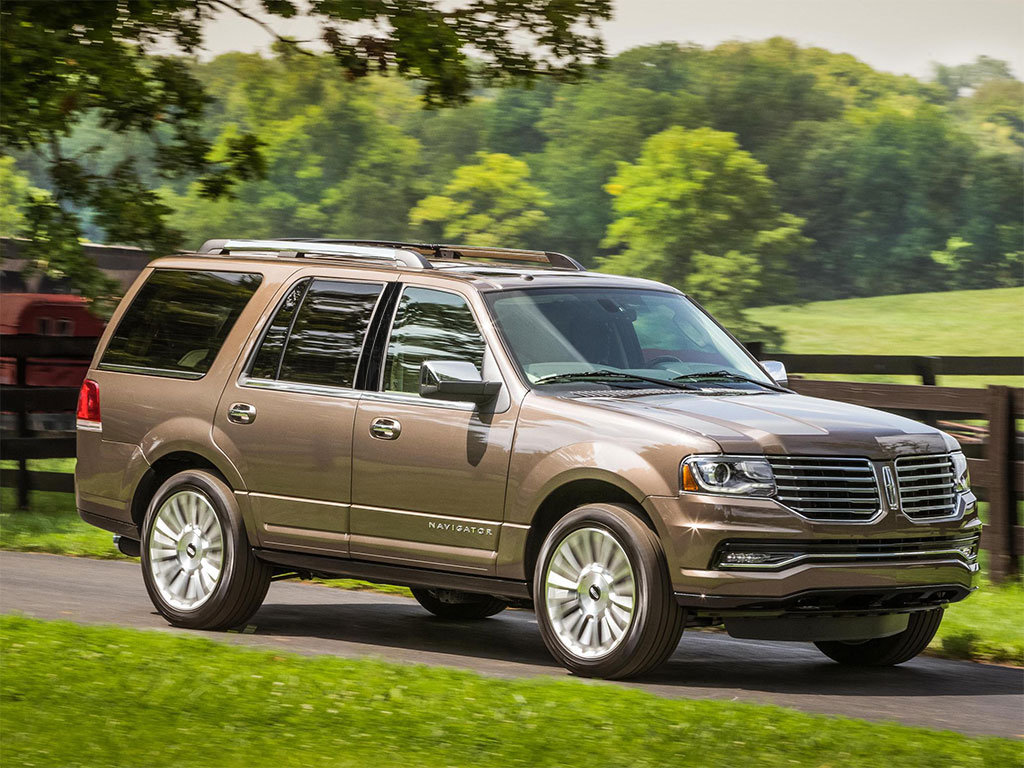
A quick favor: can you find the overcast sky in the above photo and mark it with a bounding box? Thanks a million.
[197,0,1024,79]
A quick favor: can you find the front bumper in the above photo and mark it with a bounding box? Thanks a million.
[643,492,981,616]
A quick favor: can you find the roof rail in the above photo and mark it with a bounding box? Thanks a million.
[197,239,433,269]
[197,238,585,271]
[430,244,585,271]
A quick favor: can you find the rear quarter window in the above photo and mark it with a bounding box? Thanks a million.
[100,269,263,379]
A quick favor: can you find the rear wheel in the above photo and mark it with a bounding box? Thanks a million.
[141,469,271,630]
[533,503,685,679]
[410,588,507,619]
[814,608,943,666]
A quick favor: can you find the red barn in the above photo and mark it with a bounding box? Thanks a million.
[1,293,105,386]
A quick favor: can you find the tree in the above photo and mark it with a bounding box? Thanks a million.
[0,0,611,305]
[600,127,810,342]
[323,127,425,240]
[933,56,1018,99]
[0,156,38,237]
[409,153,548,246]
[534,44,706,263]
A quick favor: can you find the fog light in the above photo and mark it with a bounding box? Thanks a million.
[719,551,798,567]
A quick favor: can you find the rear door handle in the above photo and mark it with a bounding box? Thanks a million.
[227,403,257,425]
[370,417,401,440]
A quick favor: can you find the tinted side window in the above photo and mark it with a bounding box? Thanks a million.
[383,287,485,394]
[275,279,383,388]
[250,279,309,379]
[101,269,262,379]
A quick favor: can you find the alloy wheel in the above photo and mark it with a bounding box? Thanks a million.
[543,526,636,658]
[147,489,224,611]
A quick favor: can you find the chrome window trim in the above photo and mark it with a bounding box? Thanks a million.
[97,363,205,380]
[361,390,476,412]
[239,375,362,401]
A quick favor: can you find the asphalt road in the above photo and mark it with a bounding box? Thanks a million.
[2,551,1021,738]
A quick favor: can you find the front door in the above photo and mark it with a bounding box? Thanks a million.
[214,276,386,555]
[351,285,518,574]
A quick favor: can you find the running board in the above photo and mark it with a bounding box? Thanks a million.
[252,548,531,600]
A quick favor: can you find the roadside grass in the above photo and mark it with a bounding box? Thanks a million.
[0,486,124,560]
[1,616,1015,768]
[933,581,1024,665]
[2,464,1018,664]
[748,286,1024,388]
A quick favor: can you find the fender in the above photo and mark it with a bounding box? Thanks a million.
[139,415,246,490]
[506,438,690,528]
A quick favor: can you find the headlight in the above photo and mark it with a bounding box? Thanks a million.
[951,452,970,493]
[681,455,775,496]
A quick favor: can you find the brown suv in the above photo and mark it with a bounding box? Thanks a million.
[76,238,980,678]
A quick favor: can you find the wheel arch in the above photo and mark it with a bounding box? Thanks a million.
[523,476,656,584]
[129,450,233,532]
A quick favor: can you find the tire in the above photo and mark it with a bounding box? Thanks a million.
[814,608,944,666]
[140,469,271,631]
[411,588,507,619]
[533,503,685,679]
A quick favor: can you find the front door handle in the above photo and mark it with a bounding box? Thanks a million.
[227,402,257,425]
[370,417,401,440]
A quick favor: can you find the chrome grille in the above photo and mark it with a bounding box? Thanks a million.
[768,456,880,521]
[895,454,957,519]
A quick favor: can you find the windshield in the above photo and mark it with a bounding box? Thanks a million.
[485,287,774,392]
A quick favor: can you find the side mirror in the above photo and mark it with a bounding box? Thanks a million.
[419,360,502,404]
[761,360,788,387]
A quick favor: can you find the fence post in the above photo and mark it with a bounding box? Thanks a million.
[15,348,30,509]
[914,356,938,386]
[985,385,1017,583]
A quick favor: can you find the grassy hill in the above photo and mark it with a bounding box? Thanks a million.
[748,287,1024,387]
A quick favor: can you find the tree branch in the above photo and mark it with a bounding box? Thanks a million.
[207,0,317,55]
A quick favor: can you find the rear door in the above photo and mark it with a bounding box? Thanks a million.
[350,284,518,575]
[213,275,387,555]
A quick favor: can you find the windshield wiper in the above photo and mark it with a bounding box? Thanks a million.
[533,370,698,391]
[671,370,789,393]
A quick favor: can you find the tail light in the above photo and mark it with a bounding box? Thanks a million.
[77,378,101,428]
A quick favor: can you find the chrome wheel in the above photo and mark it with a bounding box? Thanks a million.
[544,526,636,659]
[148,489,224,611]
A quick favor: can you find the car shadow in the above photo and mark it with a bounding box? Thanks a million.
[249,598,560,668]
[247,596,1024,699]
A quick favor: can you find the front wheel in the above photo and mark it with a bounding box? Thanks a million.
[533,503,685,679]
[814,608,943,666]
[141,469,271,630]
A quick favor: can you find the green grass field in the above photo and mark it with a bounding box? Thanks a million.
[1,616,1015,768]
[749,286,1024,387]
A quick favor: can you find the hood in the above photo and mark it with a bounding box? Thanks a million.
[580,391,955,459]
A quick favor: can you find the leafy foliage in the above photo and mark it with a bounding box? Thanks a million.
[3,15,1021,337]
[0,0,612,308]
[409,153,548,245]
[0,156,38,237]
[600,127,809,341]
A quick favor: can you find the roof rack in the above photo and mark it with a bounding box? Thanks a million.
[196,238,585,271]
[197,239,433,269]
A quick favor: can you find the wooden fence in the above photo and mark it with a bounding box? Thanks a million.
[1,335,96,506]
[3,336,1022,580]
[752,350,1021,386]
